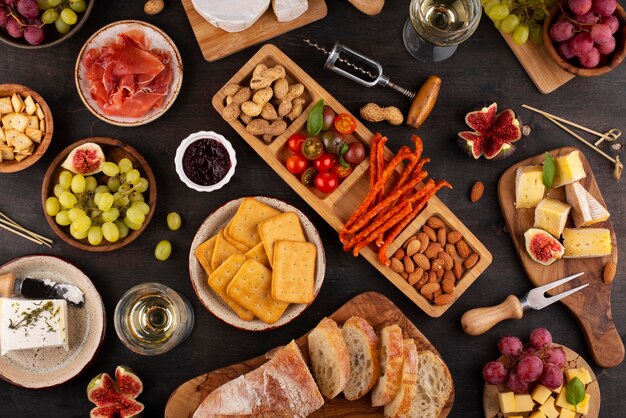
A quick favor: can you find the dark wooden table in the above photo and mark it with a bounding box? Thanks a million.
[1,1,625,416]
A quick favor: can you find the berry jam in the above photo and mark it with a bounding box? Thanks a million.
[182,138,231,186]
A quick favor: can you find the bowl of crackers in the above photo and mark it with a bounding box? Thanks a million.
[188,196,326,331]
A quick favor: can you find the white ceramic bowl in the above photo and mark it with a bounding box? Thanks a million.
[175,131,237,192]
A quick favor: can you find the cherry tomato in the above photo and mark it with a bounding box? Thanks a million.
[332,163,353,178]
[286,154,309,175]
[343,142,366,165]
[301,167,317,186]
[287,133,306,154]
[301,137,323,160]
[313,153,335,172]
[314,171,339,194]
[333,113,358,135]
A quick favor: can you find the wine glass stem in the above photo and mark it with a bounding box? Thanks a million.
[402,18,458,63]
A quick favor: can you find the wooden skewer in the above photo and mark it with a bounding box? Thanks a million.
[0,222,52,248]
[0,213,53,245]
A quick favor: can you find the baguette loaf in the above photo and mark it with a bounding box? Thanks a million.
[384,339,418,418]
[371,324,404,407]
[193,340,324,418]
[341,316,381,400]
[307,317,350,399]
[407,350,452,418]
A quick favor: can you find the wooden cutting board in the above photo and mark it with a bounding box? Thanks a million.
[164,292,455,417]
[498,147,623,368]
[180,0,327,62]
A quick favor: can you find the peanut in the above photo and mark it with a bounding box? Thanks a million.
[240,113,252,124]
[144,0,164,15]
[222,87,251,122]
[250,65,286,90]
[252,64,268,79]
[273,78,289,100]
[221,83,242,97]
[287,97,306,121]
[260,103,278,120]
[241,87,274,117]
[360,103,404,126]
[278,84,305,117]
[245,119,287,137]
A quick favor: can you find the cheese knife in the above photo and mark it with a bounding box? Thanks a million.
[0,272,84,306]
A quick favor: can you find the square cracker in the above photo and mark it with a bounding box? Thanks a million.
[211,229,241,271]
[223,220,251,253]
[244,242,271,269]
[272,240,317,304]
[229,198,282,248]
[208,254,254,321]
[195,235,217,275]
[227,259,289,324]
[259,212,305,267]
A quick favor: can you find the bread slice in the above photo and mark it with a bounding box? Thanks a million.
[193,340,324,418]
[371,324,404,407]
[384,339,418,418]
[307,317,350,399]
[407,350,453,418]
[341,316,380,400]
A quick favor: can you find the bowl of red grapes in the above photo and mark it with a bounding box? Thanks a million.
[543,0,626,75]
[0,0,93,48]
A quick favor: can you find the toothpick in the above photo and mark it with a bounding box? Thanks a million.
[0,222,52,248]
[0,212,53,246]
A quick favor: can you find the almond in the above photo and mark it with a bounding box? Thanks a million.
[438,251,453,270]
[420,282,440,295]
[442,278,455,293]
[393,248,405,260]
[412,253,430,270]
[453,260,464,280]
[470,180,484,203]
[424,242,442,259]
[436,268,444,279]
[433,289,443,299]
[431,258,444,272]
[417,232,430,253]
[406,239,421,257]
[427,216,445,229]
[456,239,471,258]
[434,293,455,306]
[464,253,479,269]
[443,269,455,283]
[414,273,428,290]
[603,261,617,284]
[447,230,462,244]
[390,257,404,273]
[408,268,424,286]
[403,255,415,274]
[437,227,447,247]
[401,272,408,279]
[403,235,417,249]
[425,292,435,302]
[423,225,437,242]
[428,271,438,283]
[445,243,457,259]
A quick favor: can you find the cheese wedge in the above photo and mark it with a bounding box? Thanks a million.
[565,182,610,227]
[498,391,517,414]
[514,393,535,412]
[192,0,270,33]
[562,228,612,258]
[515,165,545,209]
[538,396,559,418]
[534,198,571,238]
[272,0,308,21]
[565,367,592,385]
[553,150,586,188]
[558,408,575,418]
[532,384,553,405]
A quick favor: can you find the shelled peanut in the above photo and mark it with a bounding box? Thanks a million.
[390,215,480,306]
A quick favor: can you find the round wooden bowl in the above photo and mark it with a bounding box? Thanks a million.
[0,84,53,173]
[0,0,94,49]
[543,4,626,76]
[41,137,157,252]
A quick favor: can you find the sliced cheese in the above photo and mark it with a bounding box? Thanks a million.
[553,150,586,188]
[514,393,535,412]
[532,384,553,405]
[562,228,612,258]
[272,0,308,22]
[538,396,559,418]
[565,182,610,227]
[556,388,590,415]
[515,165,545,209]
[565,367,592,385]
[498,391,517,414]
[192,0,270,33]
[534,198,571,238]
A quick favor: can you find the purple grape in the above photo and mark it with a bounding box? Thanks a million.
[579,47,601,67]
[591,23,613,42]
[26,15,40,25]
[550,20,576,42]
[600,15,619,33]
[569,0,592,15]
[483,361,508,385]
[5,16,23,38]
[592,0,617,16]
[517,355,543,382]
[506,370,529,392]
[569,32,595,56]
[540,363,564,390]
[0,7,7,26]
[558,41,576,59]
[597,36,616,54]
[17,0,38,19]
[498,336,523,357]
[530,328,553,349]
[575,11,600,24]
[5,0,19,5]
[543,346,567,368]
[23,24,42,45]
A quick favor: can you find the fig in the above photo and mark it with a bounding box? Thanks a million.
[458,103,522,160]
[524,228,565,266]
[87,365,144,418]
[61,143,105,175]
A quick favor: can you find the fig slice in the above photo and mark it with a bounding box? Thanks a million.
[87,366,144,418]
[524,228,565,266]
[61,143,105,175]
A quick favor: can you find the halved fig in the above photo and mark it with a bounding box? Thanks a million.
[87,366,144,418]
[61,143,105,175]
[524,228,565,266]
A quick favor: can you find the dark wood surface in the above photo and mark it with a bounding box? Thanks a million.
[0,1,624,417]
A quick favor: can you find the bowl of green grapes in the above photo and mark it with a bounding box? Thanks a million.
[0,0,93,49]
[41,137,157,252]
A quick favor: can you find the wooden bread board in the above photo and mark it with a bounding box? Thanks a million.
[180,0,327,62]
[498,147,623,368]
[164,291,455,418]
[211,44,492,317]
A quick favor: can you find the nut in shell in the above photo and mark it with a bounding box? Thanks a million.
[144,0,164,15]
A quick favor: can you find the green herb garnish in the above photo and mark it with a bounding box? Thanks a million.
[566,377,586,412]
[307,99,324,136]
[543,152,556,189]
[9,301,56,332]
[338,143,350,168]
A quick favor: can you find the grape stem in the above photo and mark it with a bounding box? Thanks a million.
[3,4,46,29]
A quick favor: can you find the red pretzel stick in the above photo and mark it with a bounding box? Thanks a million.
[351,203,413,256]
[374,135,387,203]
[395,135,424,189]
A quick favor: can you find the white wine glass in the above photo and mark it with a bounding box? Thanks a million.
[403,0,482,62]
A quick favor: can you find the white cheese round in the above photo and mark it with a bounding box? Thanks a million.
[192,0,271,33]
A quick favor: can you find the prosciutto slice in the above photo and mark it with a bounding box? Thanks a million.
[83,30,172,118]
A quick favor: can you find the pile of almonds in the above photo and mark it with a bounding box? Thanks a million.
[390,215,480,306]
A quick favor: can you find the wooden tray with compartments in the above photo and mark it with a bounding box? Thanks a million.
[211,44,492,317]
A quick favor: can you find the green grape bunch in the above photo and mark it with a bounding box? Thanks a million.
[38,0,87,34]
[483,0,554,45]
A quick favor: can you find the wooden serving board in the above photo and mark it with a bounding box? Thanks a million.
[181,0,327,62]
[211,44,492,317]
[500,32,574,94]
[498,147,624,368]
[164,291,455,418]
[483,345,601,418]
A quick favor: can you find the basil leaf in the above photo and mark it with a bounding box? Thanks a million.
[307,99,324,136]
[543,152,556,189]
[566,377,586,412]
[339,143,350,168]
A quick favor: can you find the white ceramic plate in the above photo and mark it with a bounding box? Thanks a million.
[75,20,183,127]
[189,196,326,331]
[0,255,106,388]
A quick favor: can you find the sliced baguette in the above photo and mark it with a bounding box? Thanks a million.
[341,316,381,400]
[383,339,418,418]
[308,317,350,399]
[407,350,453,418]
[371,324,404,407]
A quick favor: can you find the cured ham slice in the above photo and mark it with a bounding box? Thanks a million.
[82,30,172,119]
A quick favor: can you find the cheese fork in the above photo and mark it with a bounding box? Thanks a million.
[461,272,587,336]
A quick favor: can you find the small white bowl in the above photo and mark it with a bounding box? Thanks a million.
[175,131,237,192]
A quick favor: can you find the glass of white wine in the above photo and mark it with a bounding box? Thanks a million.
[403,0,482,62]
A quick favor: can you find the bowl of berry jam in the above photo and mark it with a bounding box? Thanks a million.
[175,131,237,192]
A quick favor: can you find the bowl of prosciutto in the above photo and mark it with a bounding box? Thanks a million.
[75,20,183,127]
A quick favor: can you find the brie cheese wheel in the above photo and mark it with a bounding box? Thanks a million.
[272,0,308,22]
[192,0,271,33]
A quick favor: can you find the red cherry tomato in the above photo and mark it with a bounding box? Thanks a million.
[314,171,339,193]
[332,163,353,178]
[286,154,309,175]
[313,153,336,172]
[287,133,306,155]
[333,113,358,135]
